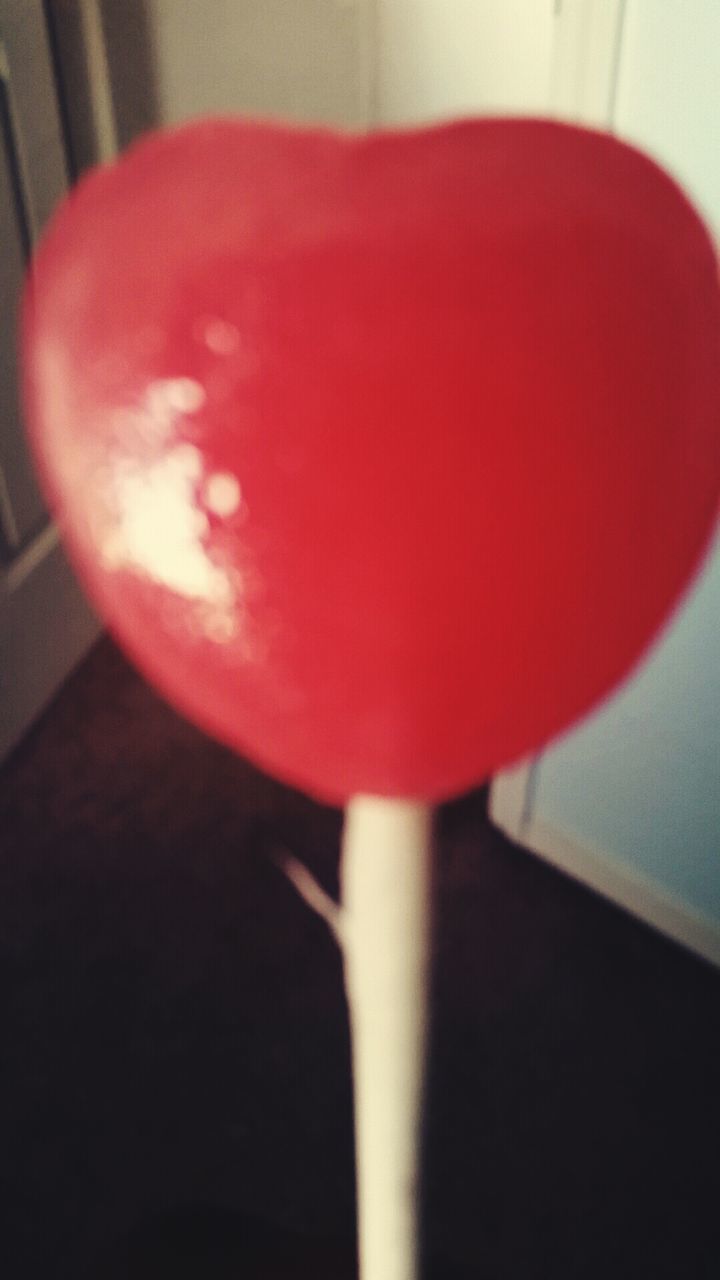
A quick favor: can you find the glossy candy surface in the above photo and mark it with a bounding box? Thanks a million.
[22,118,720,802]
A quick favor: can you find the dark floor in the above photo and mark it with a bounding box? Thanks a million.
[0,636,718,1278]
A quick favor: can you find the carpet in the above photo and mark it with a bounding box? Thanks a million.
[1,637,718,1277]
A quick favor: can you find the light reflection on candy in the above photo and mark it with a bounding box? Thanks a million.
[203,471,242,518]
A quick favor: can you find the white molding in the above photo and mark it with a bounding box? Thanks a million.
[488,760,535,843]
[550,0,626,127]
[491,798,720,970]
[357,0,379,129]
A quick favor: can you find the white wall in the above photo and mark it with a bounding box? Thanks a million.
[614,0,720,236]
[530,538,720,921]
[100,0,555,139]
[97,0,375,143]
[375,0,553,124]
[144,0,374,129]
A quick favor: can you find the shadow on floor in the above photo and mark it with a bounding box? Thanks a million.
[1,637,718,1279]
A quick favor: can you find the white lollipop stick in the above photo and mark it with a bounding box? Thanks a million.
[341,796,432,1280]
[277,795,432,1280]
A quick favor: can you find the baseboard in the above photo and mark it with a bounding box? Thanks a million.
[490,780,720,969]
[488,760,536,843]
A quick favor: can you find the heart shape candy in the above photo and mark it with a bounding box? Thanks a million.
[22,118,720,801]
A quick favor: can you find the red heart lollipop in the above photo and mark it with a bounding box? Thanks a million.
[22,118,720,802]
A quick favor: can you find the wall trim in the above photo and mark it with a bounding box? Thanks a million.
[490,776,720,969]
[488,759,535,843]
[550,0,626,127]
